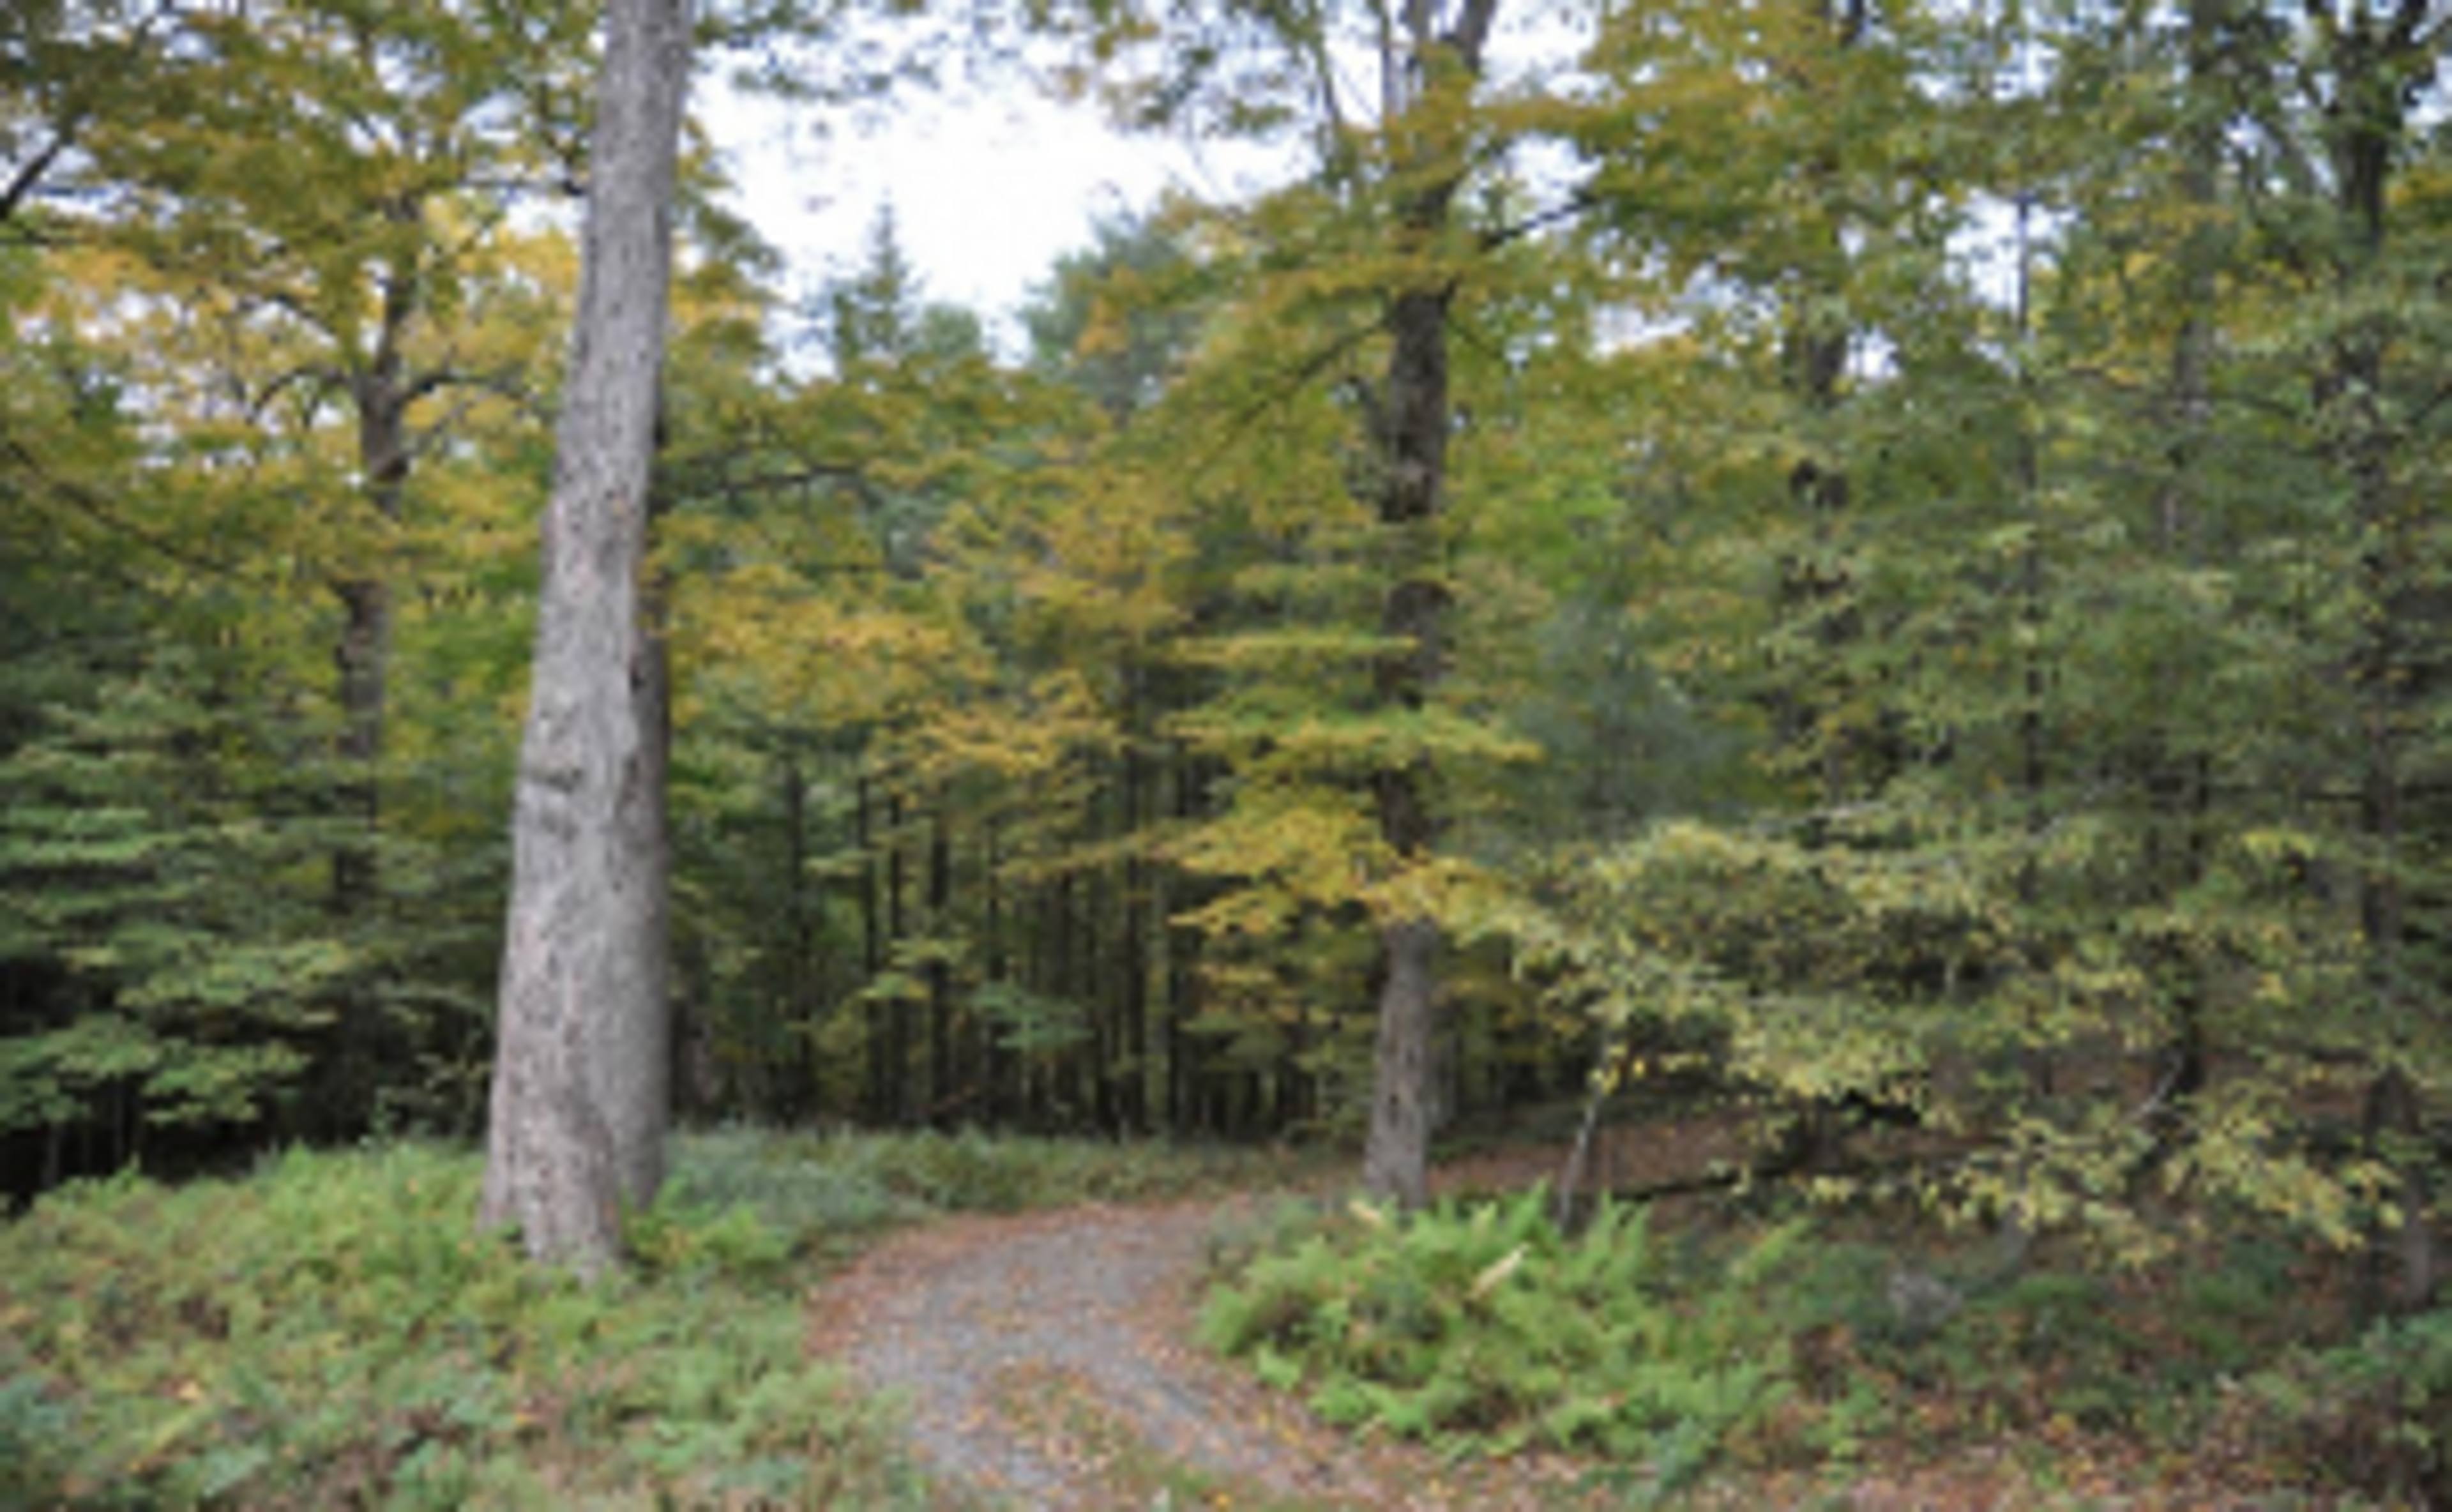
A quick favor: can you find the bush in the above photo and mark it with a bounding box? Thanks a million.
[0,1142,924,1508]
[1200,1186,1803,1491]
[2249,1306,2452,1505]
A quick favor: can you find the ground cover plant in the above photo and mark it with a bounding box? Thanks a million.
[1200,1186,1808,1497]
[0,1127,1289,1509]
[0,1137,919,1508]
[1201,1175,2452,1506]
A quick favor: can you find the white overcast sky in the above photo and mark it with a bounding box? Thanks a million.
[699,6,1583,347]
[704,84,1284,343]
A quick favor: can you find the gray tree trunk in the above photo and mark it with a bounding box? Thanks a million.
[1358,0,1500,1210]
[479,0,691,1275]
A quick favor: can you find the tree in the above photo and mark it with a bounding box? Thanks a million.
[480,0,692,1274]
[0,1,174,229]
[1342,0,1505,1207]
[1063,0,1543,1202]
[10,2,608,1134]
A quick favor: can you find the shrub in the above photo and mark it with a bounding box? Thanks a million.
[1200,1186,1803,1491]
[2248,1306,2452,1505]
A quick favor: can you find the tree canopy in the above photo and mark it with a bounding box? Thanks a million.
[2,0,2446,1311]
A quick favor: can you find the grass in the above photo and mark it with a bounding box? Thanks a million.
[0,1124,1298,1509]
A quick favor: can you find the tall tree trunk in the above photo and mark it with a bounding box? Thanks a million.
[1358,0,1500,1208]
[1120,682,1151,1135]
[1770,0,1873,1179]
[1359,281,1453,1206]
[330,257,420,918]
[983,818,1011,1123]
[320,315,414,1133]
[1166,748,1210,1133]
[857,771,886,1119]
[1083,783,1121,1133]
[478,0,690,1275]
[783,753,821,1118]
[2140,0,2224,1162]
[884,787,909,1126]
[927,800,953,1125]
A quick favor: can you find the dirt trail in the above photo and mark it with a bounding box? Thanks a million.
[807,1198,1593,1510]
[806,1126,2304,1509]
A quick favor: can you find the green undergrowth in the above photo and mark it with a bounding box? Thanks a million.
[674,1124,1308,1253]
[1202,1186,2452,1504]
[1767,1221,2452,1501]
[0,1137,915,1509]
[0,1126,1305,1509]
[1201,1188,1806,1497]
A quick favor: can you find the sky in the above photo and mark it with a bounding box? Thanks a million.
[697,1,1598,349]
[706,83,1283,345]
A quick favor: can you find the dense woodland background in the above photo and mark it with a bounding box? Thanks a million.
[3,0,2448,1313]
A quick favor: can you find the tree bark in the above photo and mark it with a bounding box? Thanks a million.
[857,771,887,1117]
[927,799,953,1125]
[784,752,821,1117]
[1119,679,1151,1134]
[884,787,909,1124]
[478,0,691,1276]
[330,259,421,925]
[1358,0,1499,1207]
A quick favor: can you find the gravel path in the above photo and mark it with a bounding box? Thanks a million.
[810,1200,1402,1509]
[803,1127,1774,1506]
[804,1140,2295,1511]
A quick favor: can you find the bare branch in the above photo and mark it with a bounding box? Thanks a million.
[0,134,73,224]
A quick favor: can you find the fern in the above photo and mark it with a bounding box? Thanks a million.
[1203,1188,1805,1479]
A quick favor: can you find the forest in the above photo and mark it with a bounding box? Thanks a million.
[4,0,2451,1503]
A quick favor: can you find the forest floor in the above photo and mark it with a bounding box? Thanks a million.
[810,1198,1600,1509]
[804,1116,2301,1509]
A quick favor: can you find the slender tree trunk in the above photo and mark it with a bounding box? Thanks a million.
[478,0,690,1275]
[927,800,953,1125]
[1167,748,1208,1133]
[856,772,886,1119]
[331,282,416,923]
[1081,783,1120,1133]
[1120,688,1151,1134]
[983,819,1011,1123]
[1771,0,1872,1179]
[319,333,412,1135]
[1361,283,1457,1206]
[884,787,909,1126]
[1358,0,1500,1207]
[1048,871,1079,1124]
[2140,0,2223,1162]
[784,753,821,1118]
